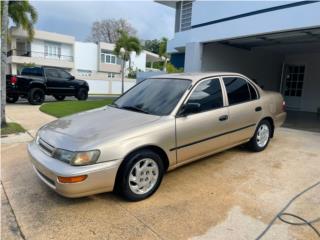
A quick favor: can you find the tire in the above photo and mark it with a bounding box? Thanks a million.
[28,88,45,105]
[115,149,164,201]
[6,95,19,103]
[248,120,271,152]
[76,88,88,101]
[53,95,66,101]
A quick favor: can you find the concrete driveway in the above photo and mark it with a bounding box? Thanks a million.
[2,104,320,240]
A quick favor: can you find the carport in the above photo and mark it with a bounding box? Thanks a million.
[201,27,320,131]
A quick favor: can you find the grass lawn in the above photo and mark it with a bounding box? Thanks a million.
[1,122,26,136]
[40,99,114,118]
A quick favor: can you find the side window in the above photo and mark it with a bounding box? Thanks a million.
[248,82,258,100]
[223,77,251,105]
[45,69,60,79]
[187,78,223,113]
[58,70,71,79]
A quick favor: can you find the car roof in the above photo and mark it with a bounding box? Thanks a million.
[149,72,245,83]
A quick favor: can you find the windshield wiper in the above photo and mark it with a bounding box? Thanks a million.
[120,105,150,114]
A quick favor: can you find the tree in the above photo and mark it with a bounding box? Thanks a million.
[114,30,142,93]
[1,0,38,127]
[144,39,160,54]
[87,18,137,43]
[1,1,9,128]
[158,37,168,58]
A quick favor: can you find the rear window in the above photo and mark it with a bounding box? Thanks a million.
[21,67,43,77]
[223,77,251,105]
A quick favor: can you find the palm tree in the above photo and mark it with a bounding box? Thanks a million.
[114,30,142,93]
[1,0,37,127]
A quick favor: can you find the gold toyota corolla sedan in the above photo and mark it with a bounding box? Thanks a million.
[28,72,286,201]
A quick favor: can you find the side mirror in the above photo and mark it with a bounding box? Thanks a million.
[69,76,75,80]
[179,103,201,117]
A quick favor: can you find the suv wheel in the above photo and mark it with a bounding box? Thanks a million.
[116,150,164,201]
[53,95,66,101]
[248,120,271,152]
[76,88,88,101]
[28,88,45,105]
[6,95,19,103]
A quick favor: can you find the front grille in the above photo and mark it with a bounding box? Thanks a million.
[37,137,55,156]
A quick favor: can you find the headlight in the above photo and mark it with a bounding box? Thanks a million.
[53,149,100,166]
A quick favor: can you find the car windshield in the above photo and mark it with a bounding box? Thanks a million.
[112,78,191,116]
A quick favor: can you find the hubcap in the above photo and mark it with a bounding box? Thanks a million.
[128,158,159,195]
[256,124,270,148]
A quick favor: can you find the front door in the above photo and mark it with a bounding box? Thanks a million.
[281,64,305,110]
[175,78,229,163]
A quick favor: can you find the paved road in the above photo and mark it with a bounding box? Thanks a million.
[2,105,320,240]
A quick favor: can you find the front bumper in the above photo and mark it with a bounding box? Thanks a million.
[28,141,122,198]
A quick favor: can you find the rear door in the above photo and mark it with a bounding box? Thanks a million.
[175,77,230,163]
[222,76,262,144]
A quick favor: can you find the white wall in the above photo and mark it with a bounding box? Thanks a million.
[74,42,98,71]
[284,53,320,112]
[192,1,289,26]
[129,51,146,72]
[167,2,320,52]
[31,39,44,55]
[86,79,136,95]
[202,43,284,91]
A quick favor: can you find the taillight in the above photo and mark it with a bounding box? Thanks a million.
[282,101,286,112]
[10,76,17,85]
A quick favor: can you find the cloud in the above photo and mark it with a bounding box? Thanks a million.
[30,0,175,41]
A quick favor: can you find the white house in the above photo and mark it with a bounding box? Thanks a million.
[157,1,320,113]
[7,27,162,94]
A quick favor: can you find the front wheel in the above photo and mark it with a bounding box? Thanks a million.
[248,120,271,152]
[6,95,19,103]
[53,95,66,101]
[76,88,88,101]
[116,150,164,201]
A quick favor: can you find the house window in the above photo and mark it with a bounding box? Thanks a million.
[284,65,305,97]
[108,72,116,78]
[44,42,61,59]
[179,1,193,32]
[78,70,92,77]
[101,52,117,64]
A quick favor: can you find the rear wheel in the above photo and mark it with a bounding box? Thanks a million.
[76,88,88,101]
[115,150,164,201]
[248,120,271,152]
[6,95,19,103]
[53,95,66,101]
[28,88,45,105]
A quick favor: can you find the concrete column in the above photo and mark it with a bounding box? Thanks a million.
[184,42,203,72]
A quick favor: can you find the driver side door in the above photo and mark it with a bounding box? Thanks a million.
[175,77,230,164]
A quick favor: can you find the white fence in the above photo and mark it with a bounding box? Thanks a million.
[86,79,136,95]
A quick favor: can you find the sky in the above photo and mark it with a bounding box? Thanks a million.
[30,0,175,41]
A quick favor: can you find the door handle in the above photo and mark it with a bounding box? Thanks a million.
[255,106,262,112]
[219,115,228,121]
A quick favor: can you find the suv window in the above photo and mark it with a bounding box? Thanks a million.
[187,78,223,113]
[57,69,71,79]
[45,69,60,79]
[223,77,251,105]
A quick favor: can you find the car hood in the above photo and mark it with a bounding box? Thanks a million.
[39,106,161,150]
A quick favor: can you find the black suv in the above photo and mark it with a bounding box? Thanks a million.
[6,67,89,105]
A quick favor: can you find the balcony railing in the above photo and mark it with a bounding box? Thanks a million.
[7,49,73,62]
